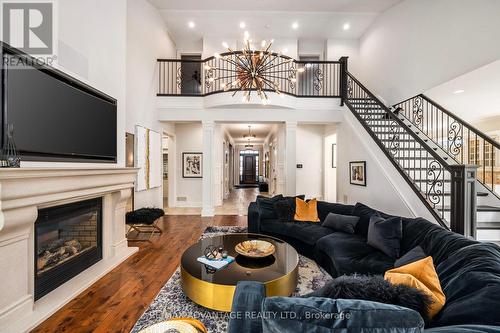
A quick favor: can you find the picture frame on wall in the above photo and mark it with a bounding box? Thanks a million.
[349,161,366,186]
[183,152,203,178]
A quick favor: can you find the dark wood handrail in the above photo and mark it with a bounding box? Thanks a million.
[347,72,453,171]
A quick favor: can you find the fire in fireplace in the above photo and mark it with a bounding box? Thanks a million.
[35,198,103,300]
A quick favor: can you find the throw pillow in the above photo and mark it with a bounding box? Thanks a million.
[351,202,393,236]
[322,212,359,234]
[273,199,294,222]
[294,197,320,222]
[385,256,446,319]
[367,215,403,258]
[395,246,427,268]
[305,275,432,323]
[256,195,284,220]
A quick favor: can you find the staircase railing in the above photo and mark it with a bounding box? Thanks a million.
[393,94,500,198]
[342,71,477,236]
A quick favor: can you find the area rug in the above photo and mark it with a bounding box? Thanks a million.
[130,226,332,333]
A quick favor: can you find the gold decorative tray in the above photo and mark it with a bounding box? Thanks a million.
[235,240,275,258]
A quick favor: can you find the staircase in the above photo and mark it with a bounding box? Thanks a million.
[341,71,479,236]
[392,95,500,242]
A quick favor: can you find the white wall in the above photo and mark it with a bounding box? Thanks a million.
[323,129,337,202]
[337,109,437,221]
[298,39,326,60]
[296,124,325,199]
[326,38,360,75]
[126,0,177,209]
[175,123,203,206]
[358,0,500,105]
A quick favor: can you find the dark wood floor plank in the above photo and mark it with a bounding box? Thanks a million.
[31,215,246,333]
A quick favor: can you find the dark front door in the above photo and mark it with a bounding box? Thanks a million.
[242,154,256,184]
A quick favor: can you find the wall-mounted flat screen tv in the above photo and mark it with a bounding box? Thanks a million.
[1,46,117,163]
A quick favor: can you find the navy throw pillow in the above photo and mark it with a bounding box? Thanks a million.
[256,195,284,220]
[395,246,427,267]
[322,213,359,234]
[273,199,294,222]
[316,201,355,222]
[367,215,403,258]
[351,202,392,236]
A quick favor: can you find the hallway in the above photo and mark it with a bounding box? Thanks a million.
[164,188,264,216]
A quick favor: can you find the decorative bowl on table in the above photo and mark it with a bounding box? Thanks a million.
[235,240,275,258]
[138,318,207,333]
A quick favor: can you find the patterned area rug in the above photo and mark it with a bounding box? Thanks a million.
[131,226,331,333]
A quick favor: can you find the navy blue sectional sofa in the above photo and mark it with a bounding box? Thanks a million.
[228,200,500,333]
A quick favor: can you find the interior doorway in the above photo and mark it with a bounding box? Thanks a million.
[239,150,259,185]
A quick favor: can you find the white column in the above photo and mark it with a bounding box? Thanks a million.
[285,121,298,196]
[202,120,215,217]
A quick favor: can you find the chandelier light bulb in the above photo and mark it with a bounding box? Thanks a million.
[222,42,229,48]
[244,31,250,39]
[261,40,266,47]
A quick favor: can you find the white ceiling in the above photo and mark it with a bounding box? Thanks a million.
[425,60,500,124]
[148,0,401,12]
[148,0,402,48]
[222,123,275,143]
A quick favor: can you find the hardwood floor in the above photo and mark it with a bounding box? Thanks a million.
[32,215,246,333]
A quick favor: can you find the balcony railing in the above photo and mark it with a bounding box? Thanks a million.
[157,53,342,98]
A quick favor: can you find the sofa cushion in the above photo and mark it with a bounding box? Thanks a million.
[294,198,320,222]
[395,246,427,268]
[431,243,500,328]
[367,216,403,258]
[316,201,355,222]
[385,256,446,319]
[260,221,333,246]
[262,297,424,333]
[315,232,394,275]
[351,202,392,236]
[322,213,359,234]
[274,199,294,222]
[256,195,284,220]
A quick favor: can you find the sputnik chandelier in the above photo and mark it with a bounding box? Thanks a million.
[204,37,305,104]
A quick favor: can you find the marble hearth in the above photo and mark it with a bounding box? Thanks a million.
[0,168,139,333]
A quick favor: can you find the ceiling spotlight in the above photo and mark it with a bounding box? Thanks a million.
[453,89,465,94]
[239,22,246,29]
[292,22,299,30]
[265,24,271,29]
[188,21,195,28]
[343,23,350,30]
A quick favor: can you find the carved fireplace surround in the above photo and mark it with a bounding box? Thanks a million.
[0,168,139,332]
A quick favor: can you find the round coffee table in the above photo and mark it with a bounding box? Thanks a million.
[180,233,299,312]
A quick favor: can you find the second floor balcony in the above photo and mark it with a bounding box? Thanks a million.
[157,52,345,99]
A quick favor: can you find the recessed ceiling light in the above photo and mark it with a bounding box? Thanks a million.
[343,23,350,30]
[292,22,299,30]
[239,22,246,29]
[265,24,271,29]
[188,21,195,28]
[453,89,465,94]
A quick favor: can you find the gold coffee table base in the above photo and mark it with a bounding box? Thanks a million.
[180,265,299,312]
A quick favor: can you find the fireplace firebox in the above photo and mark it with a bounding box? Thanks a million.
[34,198,103,300]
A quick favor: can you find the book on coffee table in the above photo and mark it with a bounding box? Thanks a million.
[197,256,235,270]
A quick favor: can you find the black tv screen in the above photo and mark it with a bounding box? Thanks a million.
[2,52,117,162]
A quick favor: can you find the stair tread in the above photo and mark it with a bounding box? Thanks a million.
[477,221,500,229]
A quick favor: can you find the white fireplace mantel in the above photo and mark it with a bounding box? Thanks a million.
[0,167,139,333]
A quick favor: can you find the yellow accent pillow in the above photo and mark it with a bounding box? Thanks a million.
[294,198,320,222]
[384,256,445,319]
